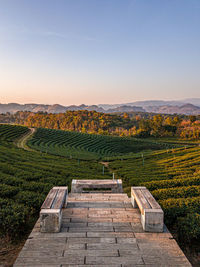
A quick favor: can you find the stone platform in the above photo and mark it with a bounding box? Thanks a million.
[14,193,191,267]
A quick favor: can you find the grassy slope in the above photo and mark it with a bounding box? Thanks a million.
[109,144,200,190]
[27,127,166,160]
[1,124,200,265]
[0,124,112,266]
[109,142,200,265]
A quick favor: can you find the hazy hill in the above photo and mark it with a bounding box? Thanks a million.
[106,105,145,113]
[0,98,200,115]
[146,104,200,115]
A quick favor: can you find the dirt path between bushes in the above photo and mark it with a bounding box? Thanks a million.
[14,128,36,151]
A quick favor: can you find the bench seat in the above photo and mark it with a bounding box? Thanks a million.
[40,186,68,233]
[71,179,123,193]
[131,186,164,232]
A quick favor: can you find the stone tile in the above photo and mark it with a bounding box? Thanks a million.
[62,265,121,267]
[87,243,138,250]
[15,265,61,267]
[87,232,135,238]
[62,222,87,228]
[65,243,86,250]
[117,237,137,244]
[86,256,144,265]
[64,249,119,257]
[68,226,114,232]
[87,217,113,222]
[14,255,84,265]
[66,237,115,244]
[114,226,134,232]
[17,250,63,257]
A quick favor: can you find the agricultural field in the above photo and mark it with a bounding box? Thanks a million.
[0,124,112,241]
[0,124,200,265]
[27,127,167,160]
[109,144,200,244]
[0,124,29,141]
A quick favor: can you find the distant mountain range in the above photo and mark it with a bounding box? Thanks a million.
[0,98,200,115]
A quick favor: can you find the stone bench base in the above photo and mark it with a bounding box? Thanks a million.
[40,209,62,233]
[131,187,164,233]
[40,186,68,233]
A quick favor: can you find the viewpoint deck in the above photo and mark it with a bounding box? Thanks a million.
[14,193,191,267]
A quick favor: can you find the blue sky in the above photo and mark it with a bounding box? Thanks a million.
[0,0,200,105]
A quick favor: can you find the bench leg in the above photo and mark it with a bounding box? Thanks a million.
[131,195,138,208]
[141,209,164,233]
[111,184,123,193]
[40,209,62,233]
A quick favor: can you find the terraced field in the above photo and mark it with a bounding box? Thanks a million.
[0,124,111,241]
[0,124,200,264]
[27,127,166,160]
[109,144,200,242]
[0,124,29,141]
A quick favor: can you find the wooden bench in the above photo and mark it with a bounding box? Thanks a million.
[131,186,164,232]
[71,179,123,193]
[40,186,68,233]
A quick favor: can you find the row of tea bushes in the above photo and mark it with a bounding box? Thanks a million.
[110,143,200,243]
[0,124,112,239]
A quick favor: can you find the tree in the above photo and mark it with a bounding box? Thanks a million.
[189,115,197,123]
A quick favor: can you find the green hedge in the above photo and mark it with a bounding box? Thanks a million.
[15,191,46,212]
[0,184,19,198]
[0,198,29,239]
[143,176,200,191]
[177,213,200,242]
[160,196,200,225]
[152,185,200,200]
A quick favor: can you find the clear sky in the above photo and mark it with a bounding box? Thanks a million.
[0,0,200,105]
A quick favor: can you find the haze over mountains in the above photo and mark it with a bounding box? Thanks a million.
[0,98,200,115]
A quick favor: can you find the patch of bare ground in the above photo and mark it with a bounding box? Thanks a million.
[183,246,200,267]
[100,161,109,167]
[0,237,26,267]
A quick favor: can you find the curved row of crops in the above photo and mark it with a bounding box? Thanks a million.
[27,128,166,160]
[0,124,111,239]
[0,124,29,141]
[110,143,200,242]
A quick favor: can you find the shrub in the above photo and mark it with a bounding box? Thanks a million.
[160,196,200,225]
[0,198,29,239]
[21,181,52,194]
[0,184,19,198]
[15,191,46,212]
[177,213,200,243]
[143,176,200,191]
[152,185,200,200]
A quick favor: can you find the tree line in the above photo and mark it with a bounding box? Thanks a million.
[0,110,200,139]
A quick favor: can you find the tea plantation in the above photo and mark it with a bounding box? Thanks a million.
[109,144,200,242]
[27,127,166,160]
[0,124,111,239]
[1,124,200,246]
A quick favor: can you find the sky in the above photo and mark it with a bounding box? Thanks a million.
[0,0,200,105]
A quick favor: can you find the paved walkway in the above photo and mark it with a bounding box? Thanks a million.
[14,193,191,267]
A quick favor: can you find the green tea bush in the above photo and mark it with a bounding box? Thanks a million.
[0,198,29,239]
[15,191,46,212]
[0,184,19,198]
[160,196,200,225]
[0,124,29,141]
[28,127,164,160]
[143,176,200,191]
[152,185,200,200]
[21,181,52,194]
[177,213,200,242]
[0,124,112,240]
